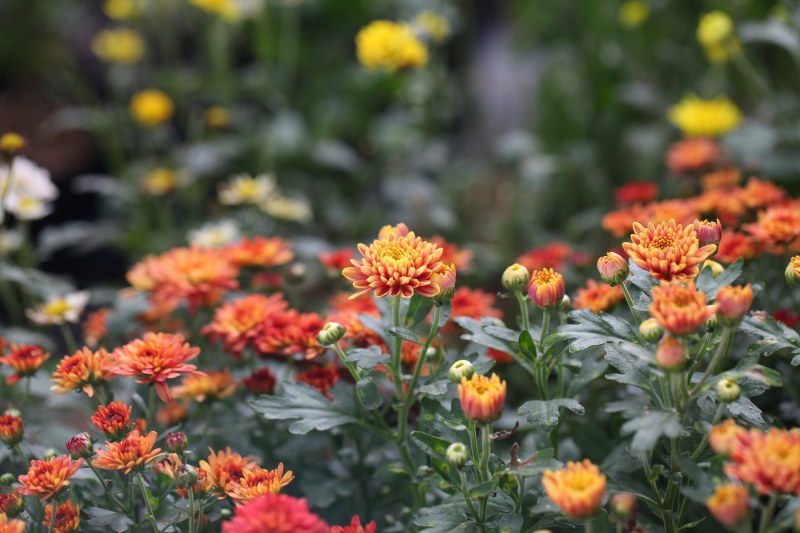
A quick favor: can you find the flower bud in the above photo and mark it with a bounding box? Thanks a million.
[448,360,474,383]
[459,373,506,424]
[694,219,722,249]
[0,413,24,447]
[166,431,188,455]
[446,442,469,466]
[703,260,724,279]
[0,473,15,486]
[608,492,637,524]
[432,263,457,303]
[656,336,685,371]
[176,464,199,489]
[715,378,741,403]
[220,508,232,518]
[0,488,25,517]
[558,295,571,312]
[65,433,93,460]
[639,318,664,343]
[786,257,800,285]
[502,263,530,292]
[706,306,719,331]
[317,322,347,347]
[528,268,565,310]
[0,133,25,159]
[286,262,307,284]
[716,285,753,327]
[597,252,629,286]
[42,448,58,460]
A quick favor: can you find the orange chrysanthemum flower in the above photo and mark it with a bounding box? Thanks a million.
[201,293,288,357]
[93,430,163,474]
[693,188,747,226]
[82,308,110,348]
[51,347,111,398]
[647,200,699,227]
[296,364,340,399]
[0,489,25,518]
[326,292,383,349]
[716,231,761,264]
[542,459,607,519]
[528,268,565,310]
[228,463,295,503]
[173,370,238,402]
[0,514,25,533]
[710,419,748,457]
[255,310,324,359]
[430,235,473,271]
[107,332,202,402]
[701,167,741,191]
[602,206,648,238]
[42,500,80,533]
[707,483,749,529]
[741,177,786,210]
[320,248,355,274]
[614,182,659,205]
[649,281,715,336]
[0,344,50,385]
[716,285,753,326]
[451,288,502,321]
[225,237,294,268]
[623,219,716,281]
[91,401,133,440]
[573,280,624,313]
[156,401,188,426]
[342,227,443,299]
[665,137,719,174]
[221,494,329,533]
[516,242,574,272]
[726,427,800,495]
[199,448,259,498]
[18,455,83,500]
[744,204,800,249]
[0,414,23,447]
[459,373,506,424]
[331,515,378,533]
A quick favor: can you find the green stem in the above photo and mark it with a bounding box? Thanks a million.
[188,487,195,533]
[585,518,594,533]
[691,402,726,460]
[688,328,733,402]
[333,342,359,382]
[514,291,531,332]
[48,497,58,533]
[468,421,483,483]
[459,471,484,532]
[60,324,78,354]
[136,472,160,532]
[145,385,157,430]
[390,296,403,400]
[540,310,551,347]
[13,443,27,464]
[198,496,205,532]
[757,493,779,533]
[89,462,127,512]
[478,424,492,525]
[514,475,525,513]
[621,282,642,324]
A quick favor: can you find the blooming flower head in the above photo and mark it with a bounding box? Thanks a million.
[603,206,648,238]
[0,514,25,533]
[91,401,133,440]
[202,293,288,357]
[669,95,742,137]
[225,237,294,268]
[199,448,259,498]
[243,368,277,395]
[459,373,506,424]
[573,280,624,313]
[221,494,329,533]
[93,430,163,474]
[0,344,50,384]
[326,293,382,349]
[18,455,83,500]
[26,292,89,325]
[542,459,607,519]
[707,483,749,529]
[343,227,443,300]
[218,174,276,205]
[716,285,753,326]
[188,219,241,248]
[107,332,202,402]
[698,11,734,48]
[296,364,340,399]
[614,182,658,205]
[716,231,761,264]
[42,500,80,533]
[130,89,174,127]
[141,166,181,196]
[666,138,720,174]
[741,177,786,209]
[451,288,503,322]
[516,242,574,272]
[649,281,716,336]
[744,205,800,249]
[709,419,748,457]
[0,413,23,447]
[260,194,312,223]
[413,10,450,42]
[51,347,111,398]
[0,489,25,518]
[527,268,565,310]
[356,20,428,72]
[91,28,144,64]
[331,515,378,533]
[725,427,800,494]
[173,370,238,403]
[82,308,109,348]
[0,157,59,220]
[623,219,716,281]
[256,310,325,359]
[701,167,742,190]
[228,464,295,503]
[320,248,355,275]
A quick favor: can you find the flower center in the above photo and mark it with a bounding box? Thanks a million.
[650,235,676,249]
[44,299,71,317]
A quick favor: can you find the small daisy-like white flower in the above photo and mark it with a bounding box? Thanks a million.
[260,194,312,223]
[26,291,90,325]
[0,157,59,221]
[188,219,241,248]
[218,174,276,206]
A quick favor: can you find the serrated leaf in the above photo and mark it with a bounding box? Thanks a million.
[456,317,515,352]
[621,410,681,452]
[356,379,382,409]
[345,346,390,370]
[411,431,453,458]
[518,398,584,428]
[414,502,474,533]
[468,478,499,498]
[407,295,434,328]
[697,258,743,299]
[249,382,358,434]
[604,343,654,390]
[626,261,656,311]
[552,310,641,353]
[388,326,422,344]
[85,507,136,533]
[510,448,563,477]
[727,395,766,428]
[739,314,800,360]
[484,325,522,343]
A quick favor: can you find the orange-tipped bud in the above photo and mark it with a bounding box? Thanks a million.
[458,373,506,424]
[707,483,750,529]
[166,431,188,455]
[656,336,685,371]
[786,256,800,285]
[639,318,664,343]
[65,433,93,460]
[0,413,23,447]
[528,268,565,310]
[431,263,457,302]
[694,218,723,249]
[597,252,629,286]
[0,489,25,518]
[716,284,753,326]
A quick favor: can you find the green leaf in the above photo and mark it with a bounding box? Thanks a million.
[468,478,499,499]
[249,382,358,434]
[411,431,453,458]
[739,314,800,362]
[345,346,390,370]
[356,379,382,409]
[551,310,642,353]
[626,261,656,312]
[727,395,766,428]
[740,20,800,57]
[407,295,434,328]
[517,399,584,428]
[697,258,743,299]
[456,317,515,352]
[518,330,536,359]
[604,343,654,390]
[621,410,681,452]
[509,448,563,477]
[388,326,422,344]
[85,507,136,533]
[414,502,475,533]
[436,300,453,329]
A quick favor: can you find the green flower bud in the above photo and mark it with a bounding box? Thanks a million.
[0,473,15,486]
[317,322,347,347]
[716,378,741,403]
[446,442,469,466]
[176,465,199,489]
[448,360,474,383]
[42,448,57,460]
[502,264,530,292]
[639,318,664,343]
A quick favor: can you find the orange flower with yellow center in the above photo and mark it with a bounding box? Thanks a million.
[91,401,133,440]
[701,167,741,190]
[573,280,624,313]
[725,427,800,495]
[623,219,716,281]
[93,430,163,474]
[709,419,747,457]
[0,344,50,384]
[0,414,23,446]
[107,332,202,402]
[706,483,749,529]
[542,459,606,519]
[741,177,786,209]
[51,347,111,397]
[744,205,800,248]
[173,370,238,402]
[221,494,329,533]
[343,228,443,299]
[0,514,25,533]
[228,464,295,503]
[42,500,80,533]
[201,293,288,357]
[716,284,753,326]
[459,373,506,424]
[199,447,259,498]
[225,237,294,268]
[649,281,716,336]
[18,455,83,500]
[527,268,565,309]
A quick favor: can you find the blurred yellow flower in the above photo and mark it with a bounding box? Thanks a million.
[141,168,179,196]
[413,11,450,42]
[205,106,230,128]
[260,195,312,223]
[356,20,428,72]
[104,0,140,20]
[91,28,144,65]
[698,11,740,62]
[668,95,742,137]
[218,174,276,205]
[0,133,25,154]
[130,89,174,127]
[190,0,239,21]
[619,0,649,28]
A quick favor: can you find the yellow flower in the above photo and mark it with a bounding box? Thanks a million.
[141,167,179,196]
[619,0,649,28]
[130,89,174,127]
[103,0,140,20]
[91,28,144,64]
[356,20,428,72]
[260,195,312,223]
[413,11,450,42]
[218,174,276,206]
[697,11,734,48]
[190,0,239,21]
[205,106,230,128]
[0,133,25,154]
[668,95,742,137]
[542,459,606,519]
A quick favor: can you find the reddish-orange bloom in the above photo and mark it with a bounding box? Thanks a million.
[602,206,647,238]
[0,414,23,446]
[707,483,750,529]
[701,167,741,190]
[487,348,514,365]
[542,459,607,519]
[459,373,506,424]
[774,308,800,328]
[528,268,565,310]
[451,288,502,321]
[716,230,761,264]
[225,237,294,268]
[320,248,355,274]
[647,200,699,227]
[516,242,574,272]
[597,252,629,286]
[93,430,163,474]
[228,464,295,503]
[42,500,80,533]
[91,401,133,440]
[202,293,288,357]
[741,177,786,210]
[0,489,25,518]
[331,516,378,533]
[665,137,719,173]
[255,310,324,359]
[655,335,686,371]
[572,280,624,313]
[199,448,259,498]
[296,364,340,399]
[716,285,753,326]
[342,228,443,299]
[107,332,202,402]
[242,368,277,395]
[744,204,800,249]
[0,514,25,533]
[430,235,473,271]
[623,219,716,281]
[156,401,188,426]
[649,281,715,336]
[693,188,747,226]
[173,370,238,402]
[18,455,83,500]
[221,494,329,533]
[614,182,659,205]
[0,344,50,384]
[710,419,748,457]
[726,427,800,494]
[326,292,383,349]
[82,308,109,347]
[51,347,111,397]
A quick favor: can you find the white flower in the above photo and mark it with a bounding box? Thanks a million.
[218,173,276,205]
[188,219,241,248]
[0,229,22,256]
[260,194,312,223]
[0,157,59,221]
[26,291,90,325]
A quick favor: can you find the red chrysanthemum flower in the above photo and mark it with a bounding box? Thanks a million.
[516,242,574,272]
[649,281,716,336]
[255,310,324,359]
[82,308,110,348]
[0,489,24,518]
[774,309,800,328]
[0,414,23,447]
[647,200,699,226]
[326,293,383,349]
[51,347,111,398]
[18,455,83,500]
[725,427,800,495]
[93,430,163,474]
[91,401,133,440]
[228,463,295,503]
[665,137,719,174]
[225,237,294,268]
[331,515,378,533]
[320,248,355,274]
[296,364,340,398]
[572,280,624,313]
[430,235,473,271]
[202,293,289,357]
[451,288,502,321]
[199,448,259,498]
[715,230,761,264]
[0,344,50,385]
[173,370,238,403]
[107,332,202,402]
[602,206,648,238]
[42,500,80,533]
[221,494,329,533]
[242,368,277,395]
[614,182,659,205]
[623,219,716,281]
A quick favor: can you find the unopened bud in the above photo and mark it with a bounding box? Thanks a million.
[446,442,469,466]
[176,464,199,489]
[716,378,741,403]
[286,262,306,284]
[639,318,664,343]
[0,487,24,517]
[786,258,800,285]
[448,360,474,383]
[220,508,232,518]
[694,219,723,249]
[432,263,457,303]
[656,336,685,371]
[703,260,724,278]
[166,431,188,455]
[502,264,530,292]
[65,433,93,460]
[0,412,23,447]
[42,448,57,460]
[0,473,14,486]
[317,322,347,347]
[597,252,629,286]
[706,307,719,330]
[608,492,637,523]
[558,295,571,312]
